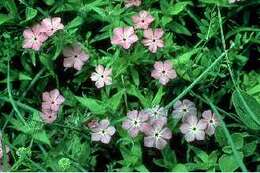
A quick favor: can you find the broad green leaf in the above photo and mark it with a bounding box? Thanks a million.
[171,164,188,172]
[25,7,37,21]
[168,2,191,15]
[107,90,124,112]
[243,140,257,157]
[75,96,106,114]
[126,85,150,107]
[232,90,260,130]
[219,152,244,172]
[0,14,12,25]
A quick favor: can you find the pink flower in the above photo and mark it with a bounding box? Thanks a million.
[122,110,150,137]
[144,118,172,150]
[42,89,65,112]
[41,17,64,37]
[40,109,57,124]
[63,43,89,71]
[202,110,219,136]
[125,0,141,8]
[145,106,167,124]
[142,28,164,53]
[87,119,99,129]
[0,140,10,159]
[90,119,116,144]
[172,99,197,121]
[132,11,154,29]
[151,60,177,85]
[111,27,138,49]
[180,115,207,142]
[23,24,48,51]
[90,65,112,88]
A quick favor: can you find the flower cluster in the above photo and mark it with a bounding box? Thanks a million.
[172,99,219,142]
[111,10,164,53]
[41,89,65,124]
[122,106,172,150]
[23,17,64,51]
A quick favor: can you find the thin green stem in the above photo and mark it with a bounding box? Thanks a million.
[205,96,247,172]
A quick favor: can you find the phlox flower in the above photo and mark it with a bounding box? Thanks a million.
[180,115,207,142]
[151,60,177,85]
[122,110,150,137]
[172,99,197,121]
[202,110,219,136]
[132,11,154,30]
[23,24,48,51]
[145,106,167,124]
[90,119,116,144]
[42,89,65,112]
[41,17,64,36]
[40,109,57,124]
[125,0,141,8]
[63,43,89,71]
[144,118,172,150]
[142,28,164,53]
[111,27,138,49]
[90,65,112,88]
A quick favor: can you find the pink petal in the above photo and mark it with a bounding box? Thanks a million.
[101,134,111,144]
[185,132,195,142]
[129,127,139,137]
[95,80,105,88]
[107,126,116,135]
[63,47,74,58]
[74,58,84,71]
[91,133,101,141]
[180,123,190,134]
[50,89,60,99]
[186,115,198,126]
[99,119,110,129]
[96,65,104,75]
[138,111,149,121]
[195,130,205,140]
[122,120,132,130]
[127,110,138,120]
[206,125,215,136]
[155,138,167,150]
[202,110,212,120]
[42,92,51,102]
[154,29,164,39]
[154,61,164,70]
[197,120,207,130]
[90,72,100,82]
[143,29,154,39]
[63,57,75,68]
[161,128,172,139]
[144,136,155,147]
[23,28,33,38]
[56,95,65,104]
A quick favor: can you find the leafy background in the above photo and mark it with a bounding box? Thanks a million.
[0,0,260,171]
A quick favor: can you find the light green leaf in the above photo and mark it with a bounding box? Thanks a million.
[107,90,124,112]
[168,2,191,15]
[75,96,106,114]
[25,7,37,21]
[0,14,12,25]
[219,152,244,172]
[152,86,165,106]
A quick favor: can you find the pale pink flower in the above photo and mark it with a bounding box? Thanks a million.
[42,89,65,112]
[111,27,138,49]
[23,24,48,51]
[90,65,112,88]
[63,43,89,71]
[202,110,219,136]
[151,60,177,85]
[142,28,164,53]
[41,17,64,36]
[180,115,207,142]
[172,99,197,121]
[145,106,167,124]
[87,119,99,129]
[144,118,172,150]
[0,140,10,159]
[122,110,150,137]
[90,119,116,144]
[40,109,57,124]
[132,11,154,30]
[125,0,141,8]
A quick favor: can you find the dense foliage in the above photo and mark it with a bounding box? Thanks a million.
[0,0,260,172]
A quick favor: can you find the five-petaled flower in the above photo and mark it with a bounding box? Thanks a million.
[90,119,116,144]
[132,11,154,30]
[145,106,168,124]
[111,27,138,49]
[23,24,48,51]
[144,118,172,150]
[172,99,197,121]
[63,43,89,71]
[125,0,141,8]
[142,28,164,53]
[41,17,64,37]
[42,89,65,112]
[202,110,219,136]
[122,110,150,137]
[91,65,112,88]
[180,115,207,142]
[151,60,177,85]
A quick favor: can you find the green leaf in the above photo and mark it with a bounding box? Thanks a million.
[243,140,257,157]
[232,90,260,130]
[107,90,124,112]
[126,85,150,107]
[0,14,12,25]
[152,86,165,106]
[170,21,192,36]
[219,152,244,172]
[25,7,37,21]
[32,131,51,146]
[75,96,106,114]
[199,0,228,5]
[43,0,55,5]
[171,164,188,172]
[168,2,191,15]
